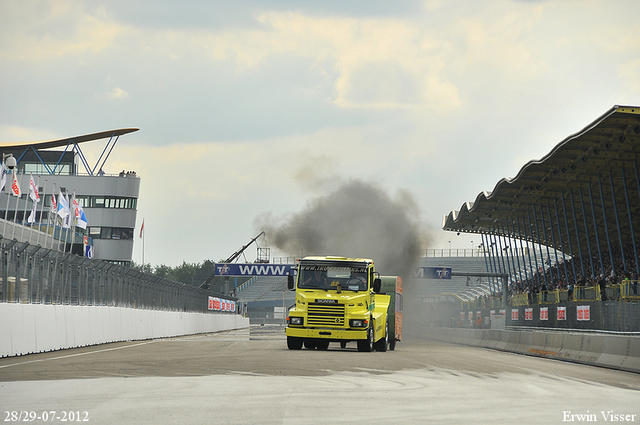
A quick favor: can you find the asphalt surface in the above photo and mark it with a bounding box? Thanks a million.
[1,325,639,424]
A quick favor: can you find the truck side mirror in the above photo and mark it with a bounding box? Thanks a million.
[373,278,381,293]
[287,275,295,290]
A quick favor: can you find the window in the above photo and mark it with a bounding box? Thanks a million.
[88,227,134,240]
[41,195,136,209]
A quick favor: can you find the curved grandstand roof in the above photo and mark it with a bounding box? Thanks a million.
[443,105,640,262]
[0,128,139,151]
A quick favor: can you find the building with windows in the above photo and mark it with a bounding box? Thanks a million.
[0,129,140,264]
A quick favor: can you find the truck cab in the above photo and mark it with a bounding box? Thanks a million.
[285,256,400,352]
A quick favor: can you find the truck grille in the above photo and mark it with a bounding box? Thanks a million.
[307,302,345,326]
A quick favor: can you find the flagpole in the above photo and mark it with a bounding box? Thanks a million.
[20,175,32,242]
[63,191,71,253]
[36,179,46,247]
[69,191,77,256]
[50,183,56,250]
[140,218,145,268]
[11,171,23,240]
[2,171,8,238]
[26,175,40,244]
[143,219,145,267]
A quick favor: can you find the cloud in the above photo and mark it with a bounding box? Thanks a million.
[0,1,126,62]
[105,87,131,99]
[0,126,58,143]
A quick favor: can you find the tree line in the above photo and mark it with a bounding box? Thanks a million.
[130,259,216,288]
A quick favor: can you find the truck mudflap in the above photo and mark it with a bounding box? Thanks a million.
[286,327,368,341]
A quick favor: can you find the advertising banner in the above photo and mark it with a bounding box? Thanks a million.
[214,263,453,279]
[413,267,452,279]
[557,306,566,320]
[540,306,549,321]
[511,309,519,321]
[214,263,294,277]
[577,305,590,321]
[208,296,235,312]
[524,308,533,321]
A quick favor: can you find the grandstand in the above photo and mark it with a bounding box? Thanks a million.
[236,276,291,302]
[443,105,640,292]
[436,105,640,331]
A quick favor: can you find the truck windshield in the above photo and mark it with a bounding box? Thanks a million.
[298,266,368,291]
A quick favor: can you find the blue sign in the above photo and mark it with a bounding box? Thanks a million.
[215,263,294,277]
[413,267,452,279]
[214,263,451,279]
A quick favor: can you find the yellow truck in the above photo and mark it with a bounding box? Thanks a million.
[285,256,402,352]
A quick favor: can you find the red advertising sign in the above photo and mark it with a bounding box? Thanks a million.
[525,308,533,321]
[540,307,548,321]
[557,306,566,321]
[511,309,519,320]
[577,305,590,321]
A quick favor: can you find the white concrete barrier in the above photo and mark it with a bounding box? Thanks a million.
[0,304,250,357]
[420,327,640,374]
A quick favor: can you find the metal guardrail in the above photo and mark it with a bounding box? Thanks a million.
[0,237,234,313]
[621,281,640,301]
[573,285,602,302]
[456,282,640,309]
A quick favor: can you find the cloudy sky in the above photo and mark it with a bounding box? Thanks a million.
[1,0,639,267]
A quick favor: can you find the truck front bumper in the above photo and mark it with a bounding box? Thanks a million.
[286,326,368,341]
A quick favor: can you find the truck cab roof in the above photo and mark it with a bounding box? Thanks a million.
[298,256,374,269]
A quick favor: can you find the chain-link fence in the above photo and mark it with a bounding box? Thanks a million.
[0,237,234,313]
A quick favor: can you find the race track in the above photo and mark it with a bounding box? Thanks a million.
[1,325,638,424]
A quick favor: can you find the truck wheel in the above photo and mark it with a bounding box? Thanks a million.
[375,320,389,352]
[357,326,374,352]
[287,336,303,350]
[340,341,347,349]
[316,340,329,350]
[304,339,317,350]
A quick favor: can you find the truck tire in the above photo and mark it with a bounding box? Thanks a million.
[304,339,317,350]
[316,340,329,350]
[340,341,347,349]
[375,320,389,352]
[389,324,396,351]
[357,326,374,352]
[287,336,303,350]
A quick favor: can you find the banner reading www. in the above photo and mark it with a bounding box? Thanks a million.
[214,263,295,276]
[214,263,452,279]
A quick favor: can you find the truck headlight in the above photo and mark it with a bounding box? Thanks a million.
[349,319,366,328]
[289,316,303,325]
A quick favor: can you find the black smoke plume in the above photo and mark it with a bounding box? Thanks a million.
[256,179,430,278]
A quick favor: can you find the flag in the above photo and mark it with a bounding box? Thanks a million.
[0,163,6,193]
[50,193,57,214]
[27,176,40,223]
[28,175,39,202]
[139,219,144,238]
[62,192,72,228]
[72,192,88,229]
[57,191,70,219]
[84,244,93,259]
[10,171,21,197]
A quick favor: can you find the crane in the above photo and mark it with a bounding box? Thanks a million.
[199,231,266,290]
